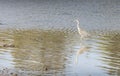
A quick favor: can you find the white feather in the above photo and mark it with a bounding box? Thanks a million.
[75,19,89,38]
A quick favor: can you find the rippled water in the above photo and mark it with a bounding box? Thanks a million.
[0,28,120,76]
[0,0,120,76]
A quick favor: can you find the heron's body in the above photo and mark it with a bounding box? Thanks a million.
[75,20,89,38]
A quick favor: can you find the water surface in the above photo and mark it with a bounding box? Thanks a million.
[0,0,120,76]
[0,28,120,76]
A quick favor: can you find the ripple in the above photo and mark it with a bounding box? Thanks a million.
[0,28,120,76]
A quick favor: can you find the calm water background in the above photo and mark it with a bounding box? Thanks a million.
[0,0,120,76]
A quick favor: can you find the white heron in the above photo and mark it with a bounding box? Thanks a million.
[74,19,91,64]
[75,19,90,39]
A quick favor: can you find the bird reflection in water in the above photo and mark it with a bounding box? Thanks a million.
[75,45,90,64]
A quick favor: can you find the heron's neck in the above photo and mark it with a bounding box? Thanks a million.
[77,22,82,31]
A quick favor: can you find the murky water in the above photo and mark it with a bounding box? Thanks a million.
[0,0,120,76]
[0,29,120,76]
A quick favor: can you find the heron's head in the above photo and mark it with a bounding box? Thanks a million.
[74,19,80,25]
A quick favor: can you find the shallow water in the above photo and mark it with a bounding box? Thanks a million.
[0,0,120,76]
[0,28,120,76]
